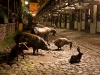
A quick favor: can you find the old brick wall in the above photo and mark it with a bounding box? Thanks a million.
[0,23,15,44]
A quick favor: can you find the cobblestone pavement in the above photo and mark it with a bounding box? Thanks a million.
[0,28,100,75]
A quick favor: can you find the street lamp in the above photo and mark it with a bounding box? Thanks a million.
[25,0,28,5]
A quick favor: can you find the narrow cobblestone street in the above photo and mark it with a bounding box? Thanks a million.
[0,28,100,75]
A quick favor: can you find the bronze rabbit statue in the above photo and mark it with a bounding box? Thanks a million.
[69,47,83,64]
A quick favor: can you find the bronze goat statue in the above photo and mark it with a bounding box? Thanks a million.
[30,27,56,45]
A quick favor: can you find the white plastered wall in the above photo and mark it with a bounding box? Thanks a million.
[61,23,65,28]
[97,21,100,32]
[66,23,70,29]
[81,21,85,30]
[74,21,78,29]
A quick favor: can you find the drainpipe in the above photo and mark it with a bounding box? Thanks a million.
[8,0,9,18]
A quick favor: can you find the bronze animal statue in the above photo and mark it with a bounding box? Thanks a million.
[14,32,49,55]
[7,42,29,65]
[30,27,56,45]
[69,47,83,64]
[53,38,72,50]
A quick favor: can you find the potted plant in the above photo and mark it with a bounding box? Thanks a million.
[0,13,8,24]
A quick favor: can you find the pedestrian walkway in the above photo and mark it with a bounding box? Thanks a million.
[0,27,100,75]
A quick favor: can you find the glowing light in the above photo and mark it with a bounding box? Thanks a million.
[65,3,68,5]
[25,1,28,5]
[32,14,36,16]
[28,11,29,13]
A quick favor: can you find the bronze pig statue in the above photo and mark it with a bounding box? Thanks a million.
[7,42,29,65]
[14,32,50,55]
